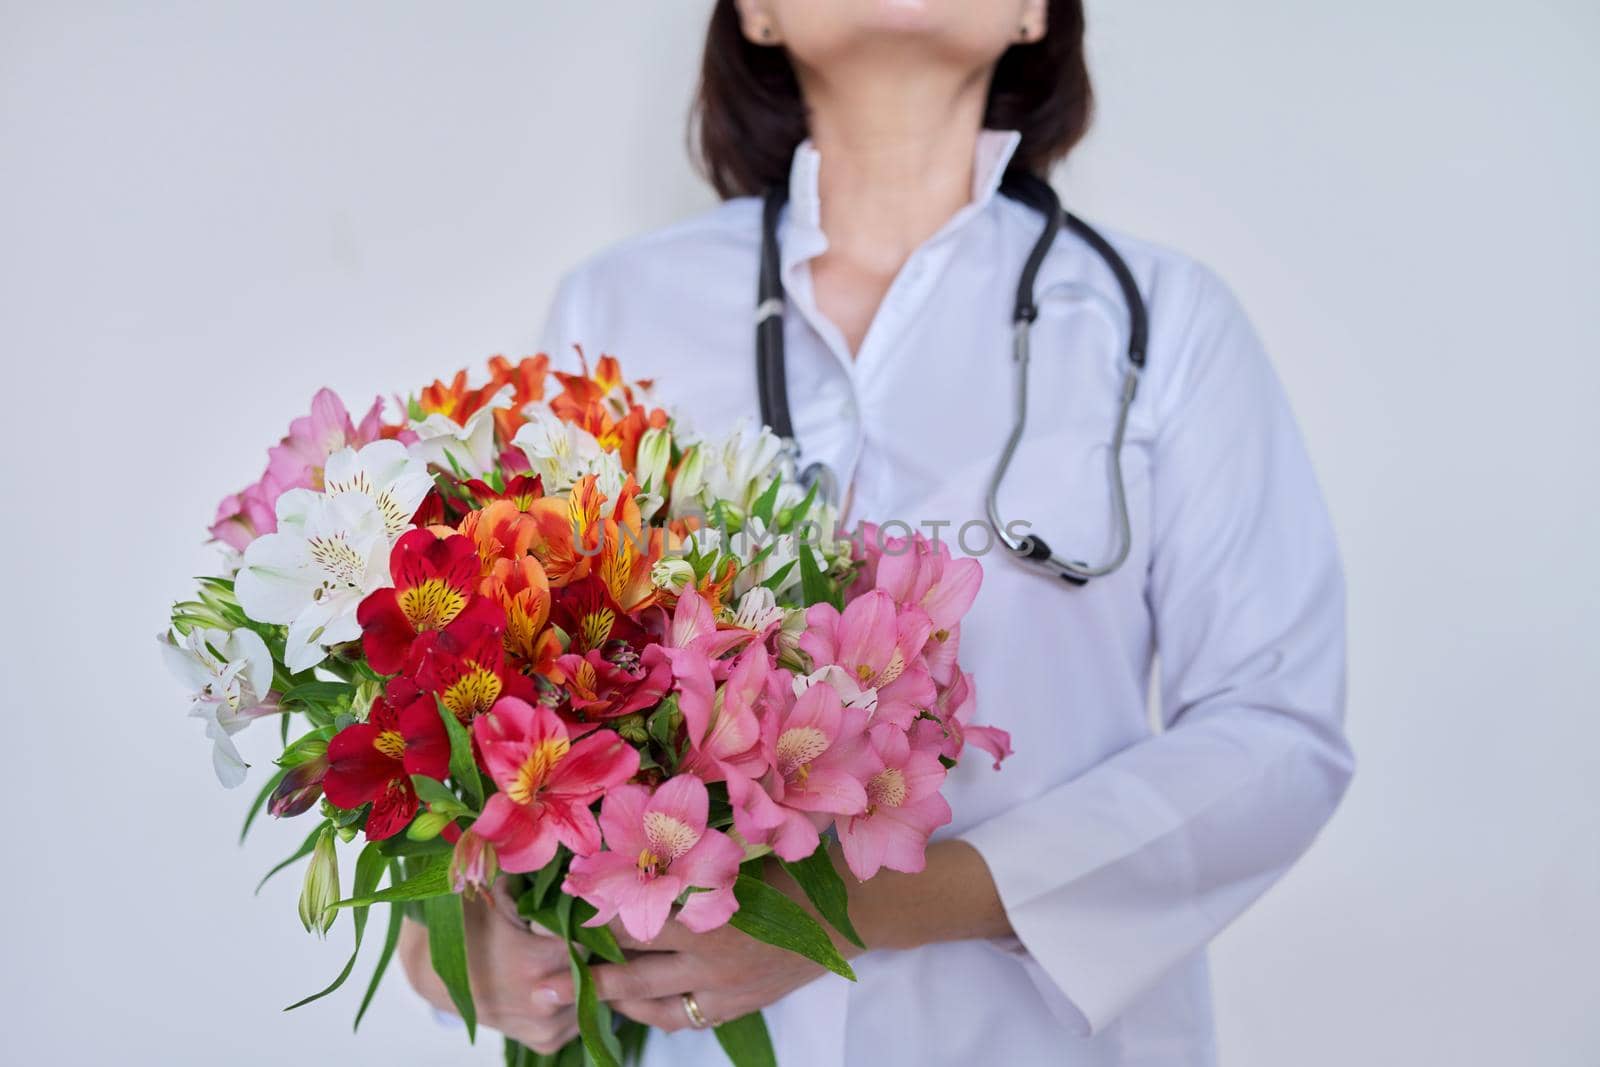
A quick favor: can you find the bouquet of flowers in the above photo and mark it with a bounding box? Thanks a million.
[162,352,1010,1066]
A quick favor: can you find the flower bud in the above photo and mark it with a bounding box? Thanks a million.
[650,557,695,594]
[407,810,453,841]
[269,755,328,818]
[449,829,498,896]
[298,826,340,938]
[672,444,705,501]
[612,712,649,743]
[635,428,672,495]
[775,609,811,673]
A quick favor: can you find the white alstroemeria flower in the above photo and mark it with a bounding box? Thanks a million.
[730,586,785,635]
[667,443,708,522]
[408,385,512,478]
[701,418,790,516]
[511,409,626,497]
[322,440,434,540]
[160,626,281,787]
[793,663,879,718]
[235,489,394,672]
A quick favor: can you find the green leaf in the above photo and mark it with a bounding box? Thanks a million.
[522,848,566,915]
[571,898,626,965]
[256,820,328,895]
[353,894,403,1030]
[240,765,289,844]
[376,834,453,859]
[728,874,855,980]
[409,774,470,817]
[751,474,783,526]
[647,694,681,748]
[798,543,835,610]
[285,842,386,1010]
[436,696,484,810]
[616,1019,649,1063]
[778,848,864,949]
[423,891,476,1041]
[560,895,622,1067]
[280,680,353,707]
[758,559,798,592]
[333,853,450,908]
[714,1011,778,1067]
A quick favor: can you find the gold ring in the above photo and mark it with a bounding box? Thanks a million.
[681,991,711,1030]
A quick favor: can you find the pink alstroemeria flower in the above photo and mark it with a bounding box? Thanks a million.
[266,387,385,493]
[209,476,282,552]
[470,696,640,872]
[209,389,384,551]
[728,683,881,861]
[799,590,936,729]
[677,643,775,784]
[563,776,744,942]
[838,724,953,881]
[661,587,760,672]
[914,669,1013,771]
[871,532,981,687]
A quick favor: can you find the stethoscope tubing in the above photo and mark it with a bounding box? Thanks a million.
[755,170,1149,587]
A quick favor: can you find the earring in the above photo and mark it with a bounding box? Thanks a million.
[759,23,773,41]
[1018,22,1030,41]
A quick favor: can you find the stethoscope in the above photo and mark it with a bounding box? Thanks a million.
[756,170,1149,587]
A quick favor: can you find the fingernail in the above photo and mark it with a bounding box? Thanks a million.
[535,985,561,1004]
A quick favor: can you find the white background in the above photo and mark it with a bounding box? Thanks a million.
[3,1,1596,1064]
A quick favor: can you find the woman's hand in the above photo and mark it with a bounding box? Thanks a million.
[531,914,834,1033]
[529,840,1010,1031]
[398,886,576,1054]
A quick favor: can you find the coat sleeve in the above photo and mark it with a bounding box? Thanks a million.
[959,262,1354,1034]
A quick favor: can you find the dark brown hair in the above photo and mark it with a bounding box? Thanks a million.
[691,0,1093,199]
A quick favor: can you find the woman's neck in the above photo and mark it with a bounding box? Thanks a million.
[801,64,991,275]
[794,63,992,353]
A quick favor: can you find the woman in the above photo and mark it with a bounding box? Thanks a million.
[402,2,1353,1063]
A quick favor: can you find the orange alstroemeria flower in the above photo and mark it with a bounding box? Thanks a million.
[417,368,501,426]
[598,476,664,615]
[458,499,540,571]
[482,555,561,677]
[526,474,607,588]
[549,353,669,473]
[487,354,550,441]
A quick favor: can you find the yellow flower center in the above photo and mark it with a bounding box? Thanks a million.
[506,737,570,804]
[443,665,503,722]
[399,578,466,633]
[374,729,406,760]
[776,726,830,782]
[865,767,907,815]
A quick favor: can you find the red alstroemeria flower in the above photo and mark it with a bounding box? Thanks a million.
[550,575,649,657]
[357,530,482,675]
[463,473,545,512]
[406,603,536,724]
[471,696,639,872]
[324,687,450,840]
[555,644,672,724]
